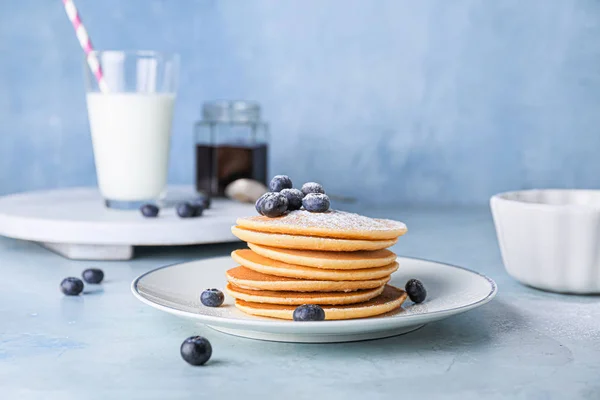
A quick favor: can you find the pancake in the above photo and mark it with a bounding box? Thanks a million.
[234,284,407,320]
[232,249,399,281]
[248,243,397,270]
[226,283,385,305]
[226,266,390,292]
[231,226,397,252]
[236,210,407,240]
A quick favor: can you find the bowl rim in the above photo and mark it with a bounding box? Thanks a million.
[490,188,600,211]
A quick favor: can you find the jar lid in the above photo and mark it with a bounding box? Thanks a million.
[202,100,261,123]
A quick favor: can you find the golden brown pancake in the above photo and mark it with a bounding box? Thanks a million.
[232,249,399,281]
[231,226,397,252]
[226,266,390,292]
[234,284,407,320]
[236,210,407,240]
[247,243,397,270]
[226,283,385,305]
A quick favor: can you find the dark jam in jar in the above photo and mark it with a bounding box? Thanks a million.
[195,143,268,196]
[194,101,269,197]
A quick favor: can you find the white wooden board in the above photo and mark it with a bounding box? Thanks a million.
[0,186,255,260]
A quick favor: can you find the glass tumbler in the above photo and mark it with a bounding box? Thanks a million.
[84,50,179,209]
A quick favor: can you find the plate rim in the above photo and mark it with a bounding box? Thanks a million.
[131,256,498,329]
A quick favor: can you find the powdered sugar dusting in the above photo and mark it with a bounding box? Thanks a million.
[246,210,406,233]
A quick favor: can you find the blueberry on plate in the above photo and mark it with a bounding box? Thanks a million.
[201,288,225,307]
[60,277,84,296]
[140,204,159,218]
[301,182,325,196]
[405,279,427,303]
[293,304,326,321]
[82,268,104,284]
[280,188,304,211]
[176,202,195,218]
[302,193,330,213]
[180,336,212,366]
[269,175,293,192]
[256,192,288,218]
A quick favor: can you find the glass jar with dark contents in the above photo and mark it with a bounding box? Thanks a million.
[195,101,269,197]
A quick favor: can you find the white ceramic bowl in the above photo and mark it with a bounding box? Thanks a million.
[491,189,600,294]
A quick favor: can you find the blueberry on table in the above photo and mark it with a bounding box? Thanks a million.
[82,268,104,284]
[256,192,288,218]
[176,202,195,218]
[180,336,212,366]
[140,204,159,218]
[293,304,326,321]
[301,182,325,196]
[60,277,84,296]
[302,193,330,213]
[280,188,304,211]
[405,279,427,303]
[201,289,224,307]
[269,175,293,192]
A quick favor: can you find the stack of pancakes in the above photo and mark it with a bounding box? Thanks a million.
[226,210,409,320]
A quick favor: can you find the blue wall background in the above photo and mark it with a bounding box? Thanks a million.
[2,0,600,205]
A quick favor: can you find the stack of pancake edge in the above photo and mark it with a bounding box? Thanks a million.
[226,209,409,320]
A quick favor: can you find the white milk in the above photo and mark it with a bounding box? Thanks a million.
[86,93,175,202]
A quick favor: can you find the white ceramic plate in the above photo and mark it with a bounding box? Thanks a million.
[132,256,497,343]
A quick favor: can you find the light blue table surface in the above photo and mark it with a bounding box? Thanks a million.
[0,206,598,399]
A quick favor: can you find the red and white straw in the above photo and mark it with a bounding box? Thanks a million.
[62,0,109,92]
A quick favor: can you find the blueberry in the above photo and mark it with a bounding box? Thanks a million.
[193,195,211,210]
[293,304,326,321]
[82,268,104,284]
[60,277,84,296]
[176,202,195,218]
[201,288,225,307]
[192,205,205,217]
[405,279,427,303]
[190,198,208,216]
[256,192,288,218]
[301,182,325,196]
[269,175,293,192]
[280,188,304,211]
[302,193,330,213]
[255,195,265,215]
[180,336,212,366]
[140,204,159,218]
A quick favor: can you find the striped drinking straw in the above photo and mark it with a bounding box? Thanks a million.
[62,0,109,92]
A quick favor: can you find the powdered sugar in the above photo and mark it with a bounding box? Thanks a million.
[245,209,406,233]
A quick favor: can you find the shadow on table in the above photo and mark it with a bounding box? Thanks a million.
[335,299,522,355]
[219,299,524,357]
[133,242,245,262]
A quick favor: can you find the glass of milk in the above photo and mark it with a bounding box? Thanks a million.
[84,51,179,209]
